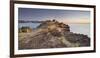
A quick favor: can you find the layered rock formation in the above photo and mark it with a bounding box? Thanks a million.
[18,20,90,50]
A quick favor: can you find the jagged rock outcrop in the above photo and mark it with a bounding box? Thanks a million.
[18,20,90,50]
[19,27,33,33]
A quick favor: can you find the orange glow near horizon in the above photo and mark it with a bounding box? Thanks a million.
[57,19,90,24]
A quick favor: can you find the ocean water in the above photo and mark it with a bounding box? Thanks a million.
[69,24,90,37]
[18,23,90,37]
[18,23,40,28]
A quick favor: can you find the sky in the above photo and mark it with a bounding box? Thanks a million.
[18,8,90,24]
[18,8,90,36]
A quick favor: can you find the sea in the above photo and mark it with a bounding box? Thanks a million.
[18,23,90,37]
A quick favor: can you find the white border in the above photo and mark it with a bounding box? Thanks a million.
[14,4,94,55]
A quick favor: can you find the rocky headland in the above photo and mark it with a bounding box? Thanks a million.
[18,20,90,49]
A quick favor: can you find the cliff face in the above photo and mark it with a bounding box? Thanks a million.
[19,20,90,49]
